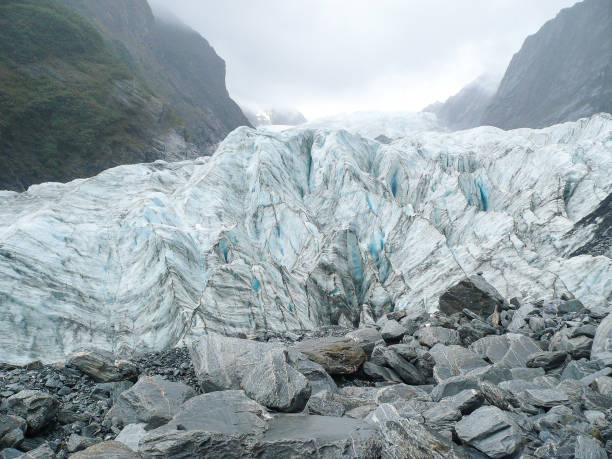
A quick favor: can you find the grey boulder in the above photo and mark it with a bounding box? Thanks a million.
[438,275,505,317]
[6,391,59,433]
[66,434,101,453]
[242,349,311,412]
[525,351,567,370]
[0,415,26,449]
[114,424,147,452]
[105,375,195,429]
[414,326,461,348]
[454,405,521,458]
[428,344,489,382]
[470,333,541,368]
[69,441,139,459]
[362,361,402,383]
[592,312,612,364]
[67,350,138,383]
[380,320,407,342]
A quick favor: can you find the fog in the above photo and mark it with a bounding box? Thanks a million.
[150,0,578,119]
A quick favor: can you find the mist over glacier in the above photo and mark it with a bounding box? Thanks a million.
[0,113,610,364]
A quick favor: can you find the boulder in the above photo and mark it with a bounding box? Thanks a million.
[6,391,59,433]
[526,351,567,370]
[306,391,345,417]
[105,375,195,429]
[15,443,56,458]
[292,337,365,375]
[592,312,612,364]
[440,389,483,414]
[520,388,570,407]
[381,348,426,385]
[380,320,406,342]
[242,349,311,412]
[377,418,464,459]
[115,424,147,452]
[506,303,535,332]
[362,362,402,383]
[69,441,139,459]
[593,375,612,396]
[510,367,545,380]
[345,327,382,356]
[414,326,461,348]
[454,406,521,458]
[157,391,270,435]
[67,350,138,383]
[0,415,26,449]
[549,329,593,359]
[470,333,541,368]
[561,359,601,381]
[66,434,101,453]
[574,434,607,459]
[438,275,505,317]
[428,344,489,382]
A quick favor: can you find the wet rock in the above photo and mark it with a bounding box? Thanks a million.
[105,375,195,429]
[470,333,541,368]
[66,434,101,453]
[455,406,521,458]
[428,344,488,382]
[380,320,406,342]
[293,337,366,375]
[69,441,139,459]
[438,275,505,317]
[6,391,59,433]
[414,326,461,348]
[0,415,26,449]
[67,350,138,383]
[526,351,567,370]
[242,349,311,412]
[114,424,147,452]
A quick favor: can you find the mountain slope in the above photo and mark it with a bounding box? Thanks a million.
[481,0,612,129]
[0,113,610,364]
[60,0,250,148]
[423,75,499,130]
[0,0,177,191]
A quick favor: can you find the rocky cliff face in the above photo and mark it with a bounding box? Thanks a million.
[60,0,250,148]
[0,113,609,365]
[481,0,612,129]
[424,75,499,130]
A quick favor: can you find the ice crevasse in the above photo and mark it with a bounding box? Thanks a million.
[0,113,610,364]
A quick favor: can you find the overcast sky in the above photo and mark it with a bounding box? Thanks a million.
[150,0,578,119]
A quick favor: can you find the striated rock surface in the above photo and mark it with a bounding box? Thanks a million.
[0,114,611,364]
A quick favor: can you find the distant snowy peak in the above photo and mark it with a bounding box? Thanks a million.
[241,105,307,127]
[304,110,443,141]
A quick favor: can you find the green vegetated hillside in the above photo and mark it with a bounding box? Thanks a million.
[0,0,177,190]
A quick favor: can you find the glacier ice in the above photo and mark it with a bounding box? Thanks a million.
[0,113,611,364]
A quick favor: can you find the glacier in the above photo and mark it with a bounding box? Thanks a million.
[0,113,611,364]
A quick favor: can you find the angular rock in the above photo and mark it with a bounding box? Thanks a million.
[159,391,269,435]
[6,391,59,433]
[67,350,138,383]
[593,375,612,396]
[288,352,337,395]
[0,415,26,449]
[362,361,402,383]
[345,327,382,356]
[561,359,601,381]
[15,443,56,458]
[292,337,365,375]
[115,424,147,452]
[414,326,461,348]
[378,418,464,459]
[579,367,612,387]
[306,391,345,417]
[364,403,404,425]
[69,441,139,459]
[558,299,585,314]
[66,434,101,453]
[440,389,483,414]
[506,303,535,332]
[381,348,426,385]
[242,349,311,412]
[470,333,541,368]
[423,404,461,427]
[105,375,195,429]
[139,430,247,458]
[549,329,593,359]
[520,388,569,407]
[438,275,505,317]
[574,434,607,459]
[93,381,134,403]
[374,384,431,404]
[380,320,406,342]
[526,351,567,370]
[592,312,612,364]
[455,406,521,458]
[428,344,489,382]
[511,367,545,380]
